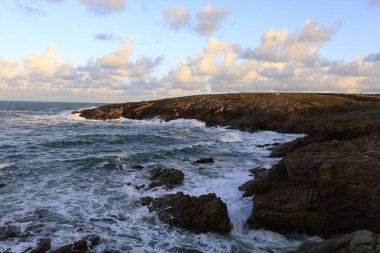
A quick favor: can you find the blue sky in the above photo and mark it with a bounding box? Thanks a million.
[0,0,379,102]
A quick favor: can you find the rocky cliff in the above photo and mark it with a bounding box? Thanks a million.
[78,93,380,237]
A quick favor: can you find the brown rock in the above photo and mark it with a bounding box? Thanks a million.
[30,239,51,253]
[289,230,379,253]
[149,168,184,189]
[149,192,232,233]
[248,134,380,236]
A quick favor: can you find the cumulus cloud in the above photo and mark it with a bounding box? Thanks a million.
[194,4,231,36]
[2,20,380,102]
[365,52,380,62]
[0,41,162,102]
[241,20,338,63]
[163,20,380,94]
[163,4,230,36]
[163,6,190,31]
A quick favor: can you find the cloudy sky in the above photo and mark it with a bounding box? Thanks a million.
[0,0,380,102]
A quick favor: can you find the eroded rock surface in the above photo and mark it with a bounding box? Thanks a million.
[148,168,184,189]
[148,192,232,233]
[289,230,380,253]
[247,134,380,235]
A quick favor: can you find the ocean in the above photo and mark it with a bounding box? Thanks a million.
[0,101,313,252]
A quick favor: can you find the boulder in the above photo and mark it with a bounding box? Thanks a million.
[149,168,184,189]
[149,192,232,233]
[193,158,215,164]
[30,239,51,253]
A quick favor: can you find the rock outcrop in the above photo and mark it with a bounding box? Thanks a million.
[148,168,184,189]
[289,230,380,253]
[78,93,380,236]
[148,192,232,233]
[246,134,380,236]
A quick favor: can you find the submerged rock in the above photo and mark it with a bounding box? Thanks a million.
[30,239,51,253]
[193,157,215,164]
[139,196,153,206]
[289,230,380,253]
[149,168,184,189]
[0,226,20,241]
[149,192,232,233]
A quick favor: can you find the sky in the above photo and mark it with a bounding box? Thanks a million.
[0,0,380,103]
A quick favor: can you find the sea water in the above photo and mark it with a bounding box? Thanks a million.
[0,101,314,252]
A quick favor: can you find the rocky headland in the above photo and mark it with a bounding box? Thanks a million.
[78,93,380,248]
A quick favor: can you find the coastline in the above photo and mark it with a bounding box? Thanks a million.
[78,93,380,238]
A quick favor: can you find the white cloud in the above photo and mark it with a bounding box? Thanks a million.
[163,6,190,31]
[241,20,338,63]
[163,4,230,36]
[0,41,162,102]
[2,20,380,102]
[79,0,126,14]
[163,20,380,94]
[194,4,231,36]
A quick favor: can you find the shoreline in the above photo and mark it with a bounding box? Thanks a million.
[78,93,380,238]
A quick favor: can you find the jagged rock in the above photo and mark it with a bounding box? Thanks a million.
[289,230,380,253]
[84,235,100,246]
[50,244,72,253]
[132,165,144,170]
[78,93,380,237]
[134,184,145,190]
[72,239,87,253]
[149,168,184,189]
[247,134,380,236]
[30,239,51,253]
[149,192,232,233]
[0,226,20,241]
[193,158,215,164]
[139,196,153,206]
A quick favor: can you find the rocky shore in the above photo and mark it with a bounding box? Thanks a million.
[78,93,380,249]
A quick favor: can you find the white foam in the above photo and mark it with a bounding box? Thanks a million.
[0,163,14,170]
[218,132,243,143]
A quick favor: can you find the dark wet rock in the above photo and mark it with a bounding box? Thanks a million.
[0,226,20,241]
[0,182,5,188]
[50,244,72,253]
[149,168,184,189]
[134,184,145,190]
[72,239,87,252]
[132,164,144,170]
[193,157,215,164]
[248,166,268,178]
[288,230,380,253]
[139,196,153,206]
[149,192,232,233]
[84,234,100,246]
[102,250,122,253]
[148,181,163,189]
[248,134,380,236]
[139,196,154,206]
[30,239,51,253]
